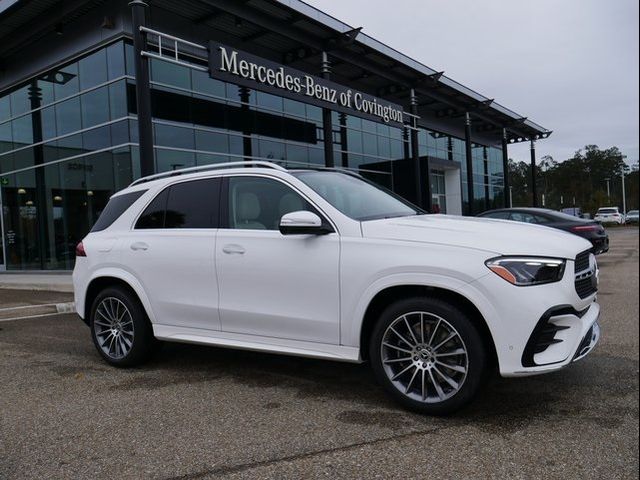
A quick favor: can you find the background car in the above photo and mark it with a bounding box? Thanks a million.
[478,207,609,254]
[625,210,639,224]
[594,207,625,225]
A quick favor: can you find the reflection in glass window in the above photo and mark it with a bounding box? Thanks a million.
[81,87,110,128]
[55,97,81,136]
[79,49,108,90]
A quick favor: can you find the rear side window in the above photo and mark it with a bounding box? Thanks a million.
[91,190,146,232]
[135,178,220,229]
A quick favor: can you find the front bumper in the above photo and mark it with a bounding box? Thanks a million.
[506,302,600,377]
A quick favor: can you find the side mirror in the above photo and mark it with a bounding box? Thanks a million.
[279,211,332,235]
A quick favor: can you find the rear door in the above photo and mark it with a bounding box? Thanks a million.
[121,177,221,331]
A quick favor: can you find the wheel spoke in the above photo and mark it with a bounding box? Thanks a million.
[432,332,456,352]
[99,332,114,346]
[391,363,415,381]
[97,309,112,324]
[403,316,419,346]
[383,342,413,354]
[428,319,441,346]
[428,370,446,401]
[405,367,419,394]
[436,360,466,374]
[436,348,466,357]
[383,357,412,364]
[420,314,425,344]
[389,326,414,348]
[421,369,427,400]
[433,366,459,390]
[94,319,111,328]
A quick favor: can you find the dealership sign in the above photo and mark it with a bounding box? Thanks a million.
[209,43,405,127]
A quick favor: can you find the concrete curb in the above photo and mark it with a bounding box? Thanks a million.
[0,284,73,293]
[0,302,76,321]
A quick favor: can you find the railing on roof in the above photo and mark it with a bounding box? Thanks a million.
[129,161,287,186]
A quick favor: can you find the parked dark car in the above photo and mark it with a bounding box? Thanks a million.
[478,208,609,254]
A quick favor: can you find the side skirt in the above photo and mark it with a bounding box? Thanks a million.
[153,324,362,363]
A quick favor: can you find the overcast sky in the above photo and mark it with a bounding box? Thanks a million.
[304,0,639,167]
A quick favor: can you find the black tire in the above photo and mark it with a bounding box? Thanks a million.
[369,297,487,415]
[90,286,155,367]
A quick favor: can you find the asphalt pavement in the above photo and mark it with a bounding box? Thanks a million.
[0,228,638,479]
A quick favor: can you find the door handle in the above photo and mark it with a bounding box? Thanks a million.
[130,242,149,251]
[222,244,246,255]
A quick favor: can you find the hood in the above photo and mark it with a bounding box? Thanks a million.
[361,214,592,259]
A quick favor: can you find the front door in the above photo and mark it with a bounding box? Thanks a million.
[216,175,340,344]
[121,177,221,331]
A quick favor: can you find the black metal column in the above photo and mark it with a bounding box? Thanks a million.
[502,128,511,207]
[464,112,474,215]
[239,87,252,160]
[339,113,348,168]
[530,138,538,207]
[129,1,154,177]
[321,52,335,168]
[410,89,427,211]
[28,83,48,269]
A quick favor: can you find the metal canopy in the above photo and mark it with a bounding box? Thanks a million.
[0,0,551,143]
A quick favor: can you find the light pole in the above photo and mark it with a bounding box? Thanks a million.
[621,169,627,215]
[509,186,513,207]
[604,178,611,200]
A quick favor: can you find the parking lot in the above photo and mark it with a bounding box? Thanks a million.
[0,228,638,479]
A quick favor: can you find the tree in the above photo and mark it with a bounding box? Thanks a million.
[508,145,633,214]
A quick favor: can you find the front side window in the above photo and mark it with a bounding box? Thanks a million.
[226,176,315,230]
[135,178,219,229]
[292,171,420,221]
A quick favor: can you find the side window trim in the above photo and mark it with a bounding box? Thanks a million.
[219,174,337,234]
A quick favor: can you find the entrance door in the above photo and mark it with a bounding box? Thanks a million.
[0,187,5,271]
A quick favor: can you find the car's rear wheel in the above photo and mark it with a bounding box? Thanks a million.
[90,286,155,367]
[370,297,487,415]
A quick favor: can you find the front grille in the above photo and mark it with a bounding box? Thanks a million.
[574,249,597,299]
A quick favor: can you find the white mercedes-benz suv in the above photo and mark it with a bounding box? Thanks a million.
[73,161,600,414]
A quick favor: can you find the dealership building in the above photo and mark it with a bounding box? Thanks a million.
[0,0,551,271]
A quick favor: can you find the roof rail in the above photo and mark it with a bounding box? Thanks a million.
[129,161,287,186]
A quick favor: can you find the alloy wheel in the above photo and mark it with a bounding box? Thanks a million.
[380,311,469,403]
[93,297,135,359]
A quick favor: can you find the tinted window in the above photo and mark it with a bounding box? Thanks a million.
[510,212,538,224]
[482,211,510,219]
[91,190,146,232]
[135,178,219,229]
[136,188,168,229]
[597,208,618,214]
[166,179,219,228]
[227,176,315,230]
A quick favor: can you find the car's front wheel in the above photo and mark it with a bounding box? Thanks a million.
[90,286,155,367]
[370,297,487,415]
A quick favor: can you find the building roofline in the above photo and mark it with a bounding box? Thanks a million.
[275,0,550,137]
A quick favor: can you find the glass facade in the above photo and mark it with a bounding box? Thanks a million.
[0,38,504,270]
[0,41,134,269]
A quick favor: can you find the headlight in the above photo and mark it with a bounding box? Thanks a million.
[485,257,566,286]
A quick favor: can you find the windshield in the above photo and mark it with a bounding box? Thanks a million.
[293,171,421,221]
[598,208,618,214]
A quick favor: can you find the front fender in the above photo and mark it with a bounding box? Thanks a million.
[342,272,500,351]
